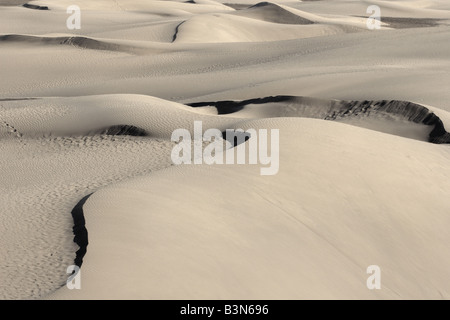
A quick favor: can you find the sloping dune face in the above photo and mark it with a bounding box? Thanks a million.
[232,2,315,25]
[1,0,450,299]
[48,118,450,300]
[172,1,371,43]
[189,96,450,143]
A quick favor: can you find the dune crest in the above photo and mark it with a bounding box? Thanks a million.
[189,96,450,143]
[232,2,315,25]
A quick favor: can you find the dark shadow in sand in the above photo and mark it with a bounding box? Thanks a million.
[0,98,38,101]
[172,21,185,42]
[98,124,148,137]
[326,99,450,144]
[222,130,251,147]
[188,96,450,144]
[188,96,294,115]
[71,193,91,268]
[23,3,48,10]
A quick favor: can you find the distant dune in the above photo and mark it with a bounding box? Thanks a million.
[0,0,26,6]
[189,96,450,143]
[233,2,315,25]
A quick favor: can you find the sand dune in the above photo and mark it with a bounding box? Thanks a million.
[2,94,448,143]
[174,14,357,43]
[48,117,450,299]
[25,0,234,14]
[2,26,450,110]
[0,34,147,53]
[293,0,450,19]
[1,0,450,300]
[0,95,243,139]
[0,134,176,299]
[2,92,450,299]
[189,96,450,143]
[174,1,376,43]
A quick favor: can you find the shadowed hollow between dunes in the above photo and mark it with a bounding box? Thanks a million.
[188,96,450,144]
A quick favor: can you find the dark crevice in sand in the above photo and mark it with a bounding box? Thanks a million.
[71,193,91,268]
[234,2,314,25]
[188,96,293,114]
[188,96,450,144]
[172,21,185,42]
[323,100,449,144]
[222,130,251,147]
[23,3,48,10]
[423,113,450,144]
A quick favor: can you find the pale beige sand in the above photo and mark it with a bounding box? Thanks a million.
[0,0,26,5]
[0,0,450,299]
[49,118,450,299]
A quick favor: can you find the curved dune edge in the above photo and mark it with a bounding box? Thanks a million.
[1,93,447,299]
[2,94,449,143]
[0,133,178,299]
[232,2,315,25]
[171,1,374,43]
[0,34,152,54]
[188,96,450,144]
[46,117,450,299]
[71,194,91,268]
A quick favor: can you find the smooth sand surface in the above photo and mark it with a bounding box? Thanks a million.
[0,0,26,5]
